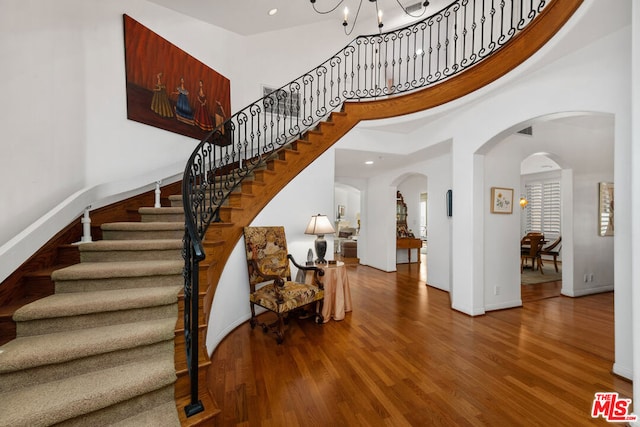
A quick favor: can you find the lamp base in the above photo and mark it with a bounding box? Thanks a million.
[314,235,328,264]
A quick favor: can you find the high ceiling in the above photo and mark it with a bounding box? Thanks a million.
[147,0,451,36]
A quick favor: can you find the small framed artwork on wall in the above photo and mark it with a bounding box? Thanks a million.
[490,187,513,214]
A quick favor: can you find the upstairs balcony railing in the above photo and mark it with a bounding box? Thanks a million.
[180,0,550,417]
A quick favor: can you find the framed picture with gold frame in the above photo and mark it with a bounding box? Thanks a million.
[490,187,513,214]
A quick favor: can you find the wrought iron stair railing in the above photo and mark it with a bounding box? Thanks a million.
[180,0,551,417]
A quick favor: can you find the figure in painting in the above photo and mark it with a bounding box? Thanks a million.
[173,77,195,125]
[150,73,173,118]
[215,100,227,130]
[213,100,232,146]
[193,80,214,131]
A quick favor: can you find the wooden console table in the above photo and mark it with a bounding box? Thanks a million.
[397,237,422,264]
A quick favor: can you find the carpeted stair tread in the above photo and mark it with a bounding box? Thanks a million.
[138,207,184,214]
[51,260,183,281]
[0,358,176,427]
[101,222,183,231]
[138,207,185,223]
[0,318,176,373]
[78,239,182,252]
[13,286,181,322]
[109,401,180,427]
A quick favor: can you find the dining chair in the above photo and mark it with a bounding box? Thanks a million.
[521,234,544,274]
[540,235,562,272]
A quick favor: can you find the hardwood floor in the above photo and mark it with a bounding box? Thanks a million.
[210,258,631,426]
[521,280,562,302]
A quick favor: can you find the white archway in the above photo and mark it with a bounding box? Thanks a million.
[476,112,614,311]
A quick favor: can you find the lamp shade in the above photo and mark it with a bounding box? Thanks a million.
[304,214,335,236]
[305,214,334,264]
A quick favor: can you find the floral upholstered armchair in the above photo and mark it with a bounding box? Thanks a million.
[243,226,325,344]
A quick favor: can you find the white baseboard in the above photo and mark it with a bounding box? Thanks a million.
[562,285,614,297]
[612,362,633,381]
[452,302,485,316]
[485,299,523,312]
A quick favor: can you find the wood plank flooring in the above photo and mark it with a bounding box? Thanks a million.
[209,258,631,426]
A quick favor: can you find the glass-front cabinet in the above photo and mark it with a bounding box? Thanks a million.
[396,191,411,237]
[396,191,421,263]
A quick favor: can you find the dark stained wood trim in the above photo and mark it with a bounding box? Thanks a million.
[0,180,183,345]
[341,0,583,121]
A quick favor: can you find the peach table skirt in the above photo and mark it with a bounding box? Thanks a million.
[302,262,353,323]
[320,262,352,322]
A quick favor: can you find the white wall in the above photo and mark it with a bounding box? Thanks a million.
[0,0,87,246]
[630,0,640,419]
[424,152,453,291]
[483,139,523,311]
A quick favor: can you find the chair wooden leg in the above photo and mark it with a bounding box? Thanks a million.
[249,303,257,329]
[553,256,558,272]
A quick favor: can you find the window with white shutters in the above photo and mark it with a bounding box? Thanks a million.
[524,181,561,240]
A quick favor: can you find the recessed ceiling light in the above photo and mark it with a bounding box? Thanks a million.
[365,161,374,165]
[268,8,278,16]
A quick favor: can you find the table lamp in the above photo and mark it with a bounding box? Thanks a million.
[304,214,335,264]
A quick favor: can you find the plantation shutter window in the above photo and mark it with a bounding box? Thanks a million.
[524,182,561,240]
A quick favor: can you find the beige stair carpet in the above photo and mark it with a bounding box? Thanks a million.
[0,207,186,426]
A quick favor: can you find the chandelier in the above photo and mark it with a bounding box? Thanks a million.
[310,0,430,35]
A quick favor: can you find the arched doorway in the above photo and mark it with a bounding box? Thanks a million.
[520,153,563,301]
[478,112,613,310]
[334,182,362,263]
[393,173,428,281]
